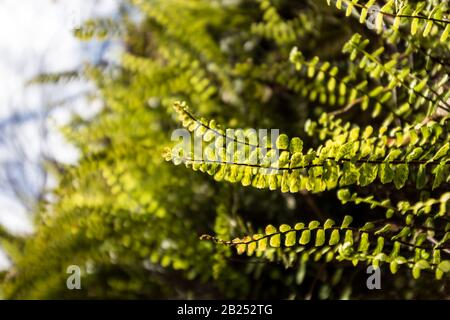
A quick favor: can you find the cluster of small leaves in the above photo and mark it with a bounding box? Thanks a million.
[343,33,450,117]
[289,46,395,118]
[251,0,316,45]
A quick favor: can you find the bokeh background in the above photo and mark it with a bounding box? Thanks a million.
[0,0,118,269]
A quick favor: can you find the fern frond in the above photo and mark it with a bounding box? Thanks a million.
[201,215,450,279]
[28,70,83,85]
[74,18,123,41]
[251,0,315,45]
[326,0,450,41]
[289,47,401,119]
[166,101,450,193]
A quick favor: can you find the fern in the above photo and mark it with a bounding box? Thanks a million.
[2,0,450,299]
[201,215,450,279]
[165,99,450,281]
[166,101,450,193]
[251,0,316,45]
[326,0,450,40]
[73,18,123,41]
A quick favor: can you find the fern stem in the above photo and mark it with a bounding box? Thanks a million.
[181,157,448,171]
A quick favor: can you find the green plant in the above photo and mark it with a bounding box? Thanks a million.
[0,0,449,299]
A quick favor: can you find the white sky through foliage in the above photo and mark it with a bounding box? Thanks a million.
[0,0,118,269]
